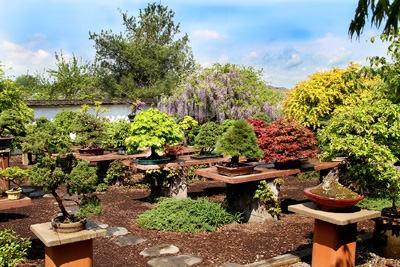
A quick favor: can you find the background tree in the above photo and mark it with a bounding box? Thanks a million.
[158,63,283,124]
[89,3,195,98]
[349,0,400,39]
[282,63,375,130]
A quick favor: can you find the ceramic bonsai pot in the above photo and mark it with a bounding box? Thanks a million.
[190,154,223,160]
[304,186,364,211]
[216,163,255,176]
[5,188,22,200]
[51,215,87,233]
[273,160,302,170]
[134,157,170,165]
[78,147,105,156]
[373,208,400,259]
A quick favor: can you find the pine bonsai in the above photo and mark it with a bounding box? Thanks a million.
[73,111,106,149]
[125,108,183,158]
[22,117,101,222]
[215,119,263,166]
[194,122,222,155]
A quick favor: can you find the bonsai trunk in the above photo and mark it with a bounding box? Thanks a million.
[52,186,71,221]
[149,147,161,159]
[228,156,240,167]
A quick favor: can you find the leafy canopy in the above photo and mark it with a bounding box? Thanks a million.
[194,122,222,155]
[282,63,375,130]
[89,3,195,98]
[317,99,400,208]
[125,108,183,153]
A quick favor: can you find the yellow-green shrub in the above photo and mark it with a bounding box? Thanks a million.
[282,63,375,130]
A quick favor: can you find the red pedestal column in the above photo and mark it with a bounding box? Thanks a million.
[45,239,93,267]
[312,219,357,267]
[0,150,10,192]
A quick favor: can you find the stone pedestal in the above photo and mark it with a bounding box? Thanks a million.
[289,202,380,267]
[30,221,106,267]
[0,196,31,211]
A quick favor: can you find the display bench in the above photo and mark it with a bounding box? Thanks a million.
[194,159,340,222]
[288,202,380,267]
[30,221,106,267]
[122,155,229,198]
[0,196,31,211]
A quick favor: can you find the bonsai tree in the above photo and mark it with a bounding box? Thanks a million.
[125,108,183,158]
[194,122,223,155]
[178,116,198,146]
[22,117,101,222]
[129,99,146,116]
[53,109,78,136]
[215,119,263,166]
[258,118,317,164]
[72,111,106,149]
[0,166,28,192]
[249,112,271,125]
[101,119,131,149]
[317,99,400,211]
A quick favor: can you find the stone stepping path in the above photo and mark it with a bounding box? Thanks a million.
[140,244,180,257]
[105,227,129,237]
[147,255,203,267]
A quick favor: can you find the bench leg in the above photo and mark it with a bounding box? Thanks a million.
[45,239,93,267]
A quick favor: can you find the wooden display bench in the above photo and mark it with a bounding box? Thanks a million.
[288,202,380,267]
[194,159,340,222]
[30,221,106,267]
[122,154,228,199]
[0,196,31,211]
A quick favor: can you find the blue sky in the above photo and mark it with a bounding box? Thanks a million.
[0,0,390,89]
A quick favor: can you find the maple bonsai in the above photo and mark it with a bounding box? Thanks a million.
[125,108,183,159]
[257,118,317,166]
[215,119,263,167]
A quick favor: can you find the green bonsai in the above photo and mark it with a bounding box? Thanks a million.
[179,116,198,146]
[317,99,400,210]
[194,122,222,155]
[73,111,106,149]
[215,119,263,166]
[101,120,131,149]
[0,166,28,192]
[22,118,101,222]
[125,108,183,158]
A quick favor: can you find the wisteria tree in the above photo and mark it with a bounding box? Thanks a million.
[157,63,283,124]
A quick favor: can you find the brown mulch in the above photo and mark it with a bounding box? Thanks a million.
[1,156,376,267]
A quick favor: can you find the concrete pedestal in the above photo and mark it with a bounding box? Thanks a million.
[288,202,380,267]
[30,221,106,267]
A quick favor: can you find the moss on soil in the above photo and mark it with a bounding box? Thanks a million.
[310,180,359,199]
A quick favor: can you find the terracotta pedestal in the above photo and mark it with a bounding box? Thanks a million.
[0,149,10,192]
[30,221,106,267]
[289,202,380,267]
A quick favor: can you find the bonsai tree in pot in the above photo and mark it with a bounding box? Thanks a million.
[72,110,106,155]
[125,108,183,163]
[256,118,318,169]
[178,116,198,146]
[0,166,28,199]
[101,119,131,152]
[22,117,101,232]
[317,99,400,258]
[215,119,263,176]
[129,99,146,119]
[192,121,223,158]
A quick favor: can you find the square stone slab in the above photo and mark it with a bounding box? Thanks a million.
[288,202,381,226]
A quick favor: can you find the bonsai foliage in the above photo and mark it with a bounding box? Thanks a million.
[282,63,375,130]
[23,118,101,221]
[215,119,263,166]
[317,99,400,209]
[0,167,28,187]
[194,122,222,155]
[247,118,268,139]
[164,143,184,159]
[258,118,317,163]
[53,109,78,135]
[178,115,198,145]
[73,111,106,148]
[102,120,130,148]
[125,108,183,157]
[158,63,283,123]
[249,112,271,125]
[0,229,31,267]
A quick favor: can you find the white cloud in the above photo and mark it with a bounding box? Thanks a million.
[218,55,229,64]
[285,54,303,68]
[0,39,55,77]
[192,30,228,40]
[327,47,351,65]
[250,51,258,58]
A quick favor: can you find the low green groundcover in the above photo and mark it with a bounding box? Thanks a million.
[137,198,242,233]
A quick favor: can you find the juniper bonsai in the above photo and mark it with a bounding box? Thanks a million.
[23,117,101,222]
[194,122,222,155]
[215,119,263,166]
